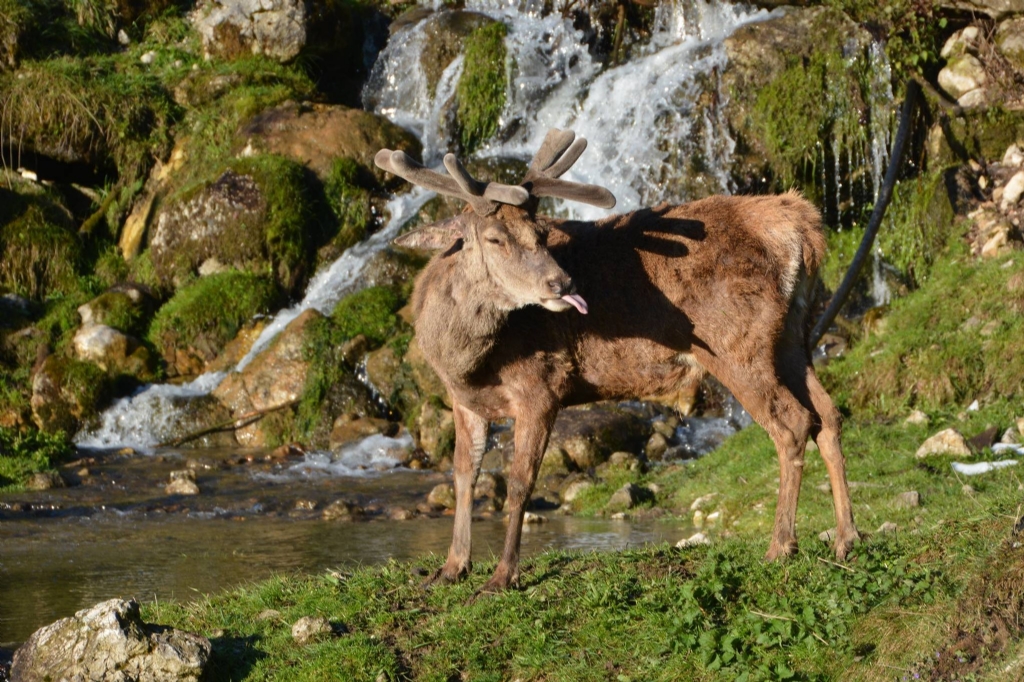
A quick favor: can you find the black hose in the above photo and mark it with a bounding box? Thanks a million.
[809,78,921,348]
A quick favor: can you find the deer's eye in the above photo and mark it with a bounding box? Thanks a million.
[485,237,504,246]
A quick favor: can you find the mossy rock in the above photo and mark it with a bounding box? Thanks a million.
[30,354,113,435]
[0,425,74,489]
[148,271,282,377]
[0,196,81,300]
[78,286,154,338]
[238,102,421,186]
[149,155,312,292]
[322,156,376,259]
[420,11,496,96]
[944,106,1024,164]
[456,21,508,153]
[330,286,404,347]
[722,6,874,204]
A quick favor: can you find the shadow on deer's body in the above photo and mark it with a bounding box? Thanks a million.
[375,130,860,594]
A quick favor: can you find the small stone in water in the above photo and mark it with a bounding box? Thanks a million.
[166,478,200,496]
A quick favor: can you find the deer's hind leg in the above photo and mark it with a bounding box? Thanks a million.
[425,403,488,587]
[697,351,814,561]
[803,366,859,560]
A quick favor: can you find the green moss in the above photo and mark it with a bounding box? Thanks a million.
[0,203,82,300]
[93,244,130,288]
[0,426,74,489]
[330,286,401,347]
[324,157,373,253]
[456,21,508,153]
[148,271,282,360]
[823,251,1024,418]
[876,170,957,285]
[84,290,150,336]
[747,9,870,195]
[0,0,32,69]
[944,106,1024,164]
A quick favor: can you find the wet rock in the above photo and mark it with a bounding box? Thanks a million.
[645,432,669,461]
[676,532,711,548]
[473,471,506,504]
[605,483,641,512]
[239,102,421,183]
[520,511,547,524]
[322,499,360,521]
[25,471,66,491]
[291,616,333,645]
[388,506,416,521]
[166,470,200,496]
[193,0,307,62]
[11,598,210,682]
[427,483,456,510]
[212,310,320,448]
[692,510,705,529]
[894,491,921,509]
[72,323,154,378]
[329,416,395,451]
[419,11,496,93]
[916,428,972,458]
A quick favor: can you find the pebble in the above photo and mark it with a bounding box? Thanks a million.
[876,521,898,534]
[819,528,837,543]
[894,491,920,509]
[904,410,930,426]
[916,428,971,458]
[139,51,156,65]
[692,509,705,529]
[689,492,719,511]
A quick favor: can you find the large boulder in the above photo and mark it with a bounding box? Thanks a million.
[192,0,307,62]
[238,102,421,183]
[148,156,310,292]
[419,11,496,94]
[11,598,210,682]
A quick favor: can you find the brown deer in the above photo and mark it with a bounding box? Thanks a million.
[375,129,859,594]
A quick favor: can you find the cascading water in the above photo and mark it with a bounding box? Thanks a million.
[76,189,434,451]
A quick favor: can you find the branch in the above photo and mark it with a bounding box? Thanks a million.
[155,399,299,449]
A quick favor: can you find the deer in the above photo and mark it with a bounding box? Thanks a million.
[374,129,860,594]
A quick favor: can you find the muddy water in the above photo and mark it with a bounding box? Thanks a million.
[0,447,685,644]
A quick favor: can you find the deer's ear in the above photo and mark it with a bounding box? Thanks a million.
[392,217,466,251]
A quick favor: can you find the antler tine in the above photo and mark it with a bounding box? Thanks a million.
[527,129,576,179]
[521,130,617,210]
[376,149,529,215]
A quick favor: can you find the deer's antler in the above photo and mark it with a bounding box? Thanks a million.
[523,129,616,209]
[374,150,529,216]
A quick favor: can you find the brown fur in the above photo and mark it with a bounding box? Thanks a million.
[404,190,859,593]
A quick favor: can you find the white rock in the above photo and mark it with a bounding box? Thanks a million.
[689,492,719,511]
[958,87,989,109]
[952,460,1019,475]
[938,54,987,99]
[916,428,972,458]
[941,26,980,59]
[1003,144,1024,167]
[291,616,332,645]
[675,532,711,548]
[140,50,156,64]
[72,324,130,370]
[968,399,981,412]
[904,410,930,426]
[1001,170,1024,210]
[118,29,130,45]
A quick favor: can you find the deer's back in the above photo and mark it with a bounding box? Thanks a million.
[546,191,825,402]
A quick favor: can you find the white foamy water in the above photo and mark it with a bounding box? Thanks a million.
[76,190,434,450]
[254,433,415,482]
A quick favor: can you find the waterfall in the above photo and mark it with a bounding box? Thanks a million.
[75,189,435,450]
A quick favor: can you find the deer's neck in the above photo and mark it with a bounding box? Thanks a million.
[414,253,511,383]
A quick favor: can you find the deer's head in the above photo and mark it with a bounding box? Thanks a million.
[375,130,615,315]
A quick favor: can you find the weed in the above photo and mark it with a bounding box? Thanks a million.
[0,425,74,489]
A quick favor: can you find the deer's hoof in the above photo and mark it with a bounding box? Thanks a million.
[834,529,861,561]
[764,539,798,562]
[473,573,519,598]
[421,564,469,588]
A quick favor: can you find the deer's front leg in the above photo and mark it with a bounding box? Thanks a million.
[477,400,557,594]
[424,402,488,587]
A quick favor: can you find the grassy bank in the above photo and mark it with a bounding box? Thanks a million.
[144,397,1023,680]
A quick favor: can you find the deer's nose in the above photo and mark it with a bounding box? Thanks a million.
[547,277,574,296]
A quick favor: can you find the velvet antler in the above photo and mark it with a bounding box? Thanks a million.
[523,129,616,209]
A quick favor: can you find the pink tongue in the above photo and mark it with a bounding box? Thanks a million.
[561,293,588,315]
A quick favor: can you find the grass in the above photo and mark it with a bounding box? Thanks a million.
[0,192,82,300]
[143,406,1024,679]
[0,426,74,489]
